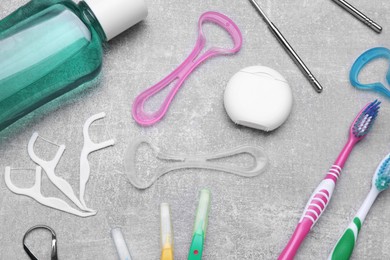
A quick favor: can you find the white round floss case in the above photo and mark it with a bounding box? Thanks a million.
[224,66,293,132]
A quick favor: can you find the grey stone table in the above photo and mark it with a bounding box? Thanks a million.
[0,0,389,259]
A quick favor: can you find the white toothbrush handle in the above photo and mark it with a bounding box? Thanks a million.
[328,188,380,260]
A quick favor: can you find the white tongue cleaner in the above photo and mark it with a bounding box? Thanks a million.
[124,137,268,189]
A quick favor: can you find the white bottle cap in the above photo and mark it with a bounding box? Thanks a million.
[85,0,148,41]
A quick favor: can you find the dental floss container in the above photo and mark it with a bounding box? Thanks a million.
[224,66,293,132]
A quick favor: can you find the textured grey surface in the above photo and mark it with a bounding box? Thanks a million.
[0,0,390,259]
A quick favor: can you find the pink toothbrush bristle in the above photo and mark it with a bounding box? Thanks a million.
[352,100,380,137]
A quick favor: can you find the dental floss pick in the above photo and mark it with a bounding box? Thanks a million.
[5,113,114,217]
[79,112,115,209]
[4,166,95,217]
[28,132,94,213]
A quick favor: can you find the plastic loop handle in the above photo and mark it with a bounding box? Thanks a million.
[132,11,243,126]
[124,137,268,189]
[350,47,390,98]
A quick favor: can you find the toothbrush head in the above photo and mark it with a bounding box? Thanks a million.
[374,154,390,192]
[351,100,381,139]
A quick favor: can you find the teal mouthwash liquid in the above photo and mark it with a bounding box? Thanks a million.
[0,0,147,131]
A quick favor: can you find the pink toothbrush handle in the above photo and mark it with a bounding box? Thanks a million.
[132,11,242,126]
[279,137,357,259]
[278,175,338,260]
[278,221,312,260]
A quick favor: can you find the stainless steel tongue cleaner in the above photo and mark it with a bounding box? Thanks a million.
[332,0,382,33]
[23,225,58,260]
[248,0,323,93]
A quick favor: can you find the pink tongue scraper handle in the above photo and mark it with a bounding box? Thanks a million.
[132,11,243,126]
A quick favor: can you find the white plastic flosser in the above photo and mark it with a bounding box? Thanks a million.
[79,112,115,208]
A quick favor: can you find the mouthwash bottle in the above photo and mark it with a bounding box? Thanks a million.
[0,0,147,131]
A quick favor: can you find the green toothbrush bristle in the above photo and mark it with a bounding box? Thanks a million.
[375,156,390,191]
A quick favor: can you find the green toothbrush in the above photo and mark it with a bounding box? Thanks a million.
[329,153,390,260]
[188,189,211,260]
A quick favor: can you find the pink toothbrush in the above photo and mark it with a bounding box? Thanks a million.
[278,100,381,260]
[132,11,242,126]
